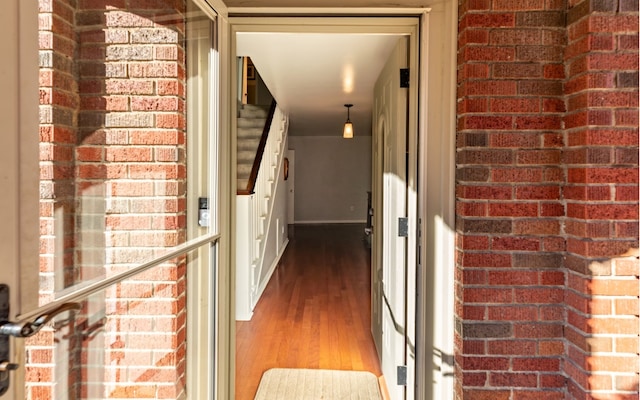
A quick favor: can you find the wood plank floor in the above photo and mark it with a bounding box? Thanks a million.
[235,224,382,400]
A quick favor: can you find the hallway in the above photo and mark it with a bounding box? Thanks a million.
[235,224,382,400]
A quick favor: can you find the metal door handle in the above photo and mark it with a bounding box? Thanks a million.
[0,302,81,338]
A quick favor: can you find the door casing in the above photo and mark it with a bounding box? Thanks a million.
[229,12,448,398]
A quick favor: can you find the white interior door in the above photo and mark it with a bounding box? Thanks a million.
[286,150,295,225]
[373,36,409,400]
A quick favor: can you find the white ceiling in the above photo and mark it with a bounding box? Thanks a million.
[236,32,403,136]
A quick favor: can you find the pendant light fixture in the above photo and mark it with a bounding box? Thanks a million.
[343,104,354,139]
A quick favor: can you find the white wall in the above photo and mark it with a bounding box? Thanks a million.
[288,135,371,223]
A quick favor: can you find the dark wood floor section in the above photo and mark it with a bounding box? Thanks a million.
[235,224,382,400]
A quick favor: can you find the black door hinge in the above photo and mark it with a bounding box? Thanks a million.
[400,68,410,88]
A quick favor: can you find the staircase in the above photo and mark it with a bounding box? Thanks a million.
[237,104,271,192]
[236,103,289,321]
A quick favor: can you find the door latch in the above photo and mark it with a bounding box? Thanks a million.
[0,284,81,395]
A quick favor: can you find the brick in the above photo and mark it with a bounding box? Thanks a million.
[567,128,638,147]
[490,29,541,45]
[512,389,565,399]
[131,97,181,112]
[463,372,488,386]
[492,168,544,183]
[616,109,640,126]
[543,64,565,80]
[517,45,564,62]
[464,80,518,96]
[156,113,186,129]
[457,149,514,164]
[462,305,487,320]
[461,356,511,370]
[462,322,512,337]
[456,166,491,182]
[516,11,565,27]
[463,269,488,284]
[488,340,537,355]
[490,372,538,387]
[129,62,179,78]
[589,53,640,71]
[616,336,639,353]
[105,147,153,162]
[458,132,488,147]
[542,236,566,251]
[106,80,154,95]
[461,252,512,268]
[539,304,565,322]
[516,185,560,200]
[493,63,542,78]
[463,288,514,303]
[488,305,538,320]
[457,201,488,216]
[458,218,513,234]
[489,202,539,217]
[518,80,563,96]
[492,237,540,251]
[459,29,490,46]
[588,355,639,373]
[589,15,639,34]
[539,340,565,356]
[619,34,639,50]
[490,99,540,114]
[515,285,564,302]
[463,389,510,400]
[459,235,490,250]
[517,149,561,165]
[590,278,640,296]
[463,13,516,28]
[131,28,179,44]
[513,219,561,235]
[459,185,513,199]
[460,114,514,130]
[513,357,560,371]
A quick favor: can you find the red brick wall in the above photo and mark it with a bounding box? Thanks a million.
[456,0,639,399]
[563,0,639,398]
[31,0,188,397]
[456,1,568,398]
[457,0,639,399]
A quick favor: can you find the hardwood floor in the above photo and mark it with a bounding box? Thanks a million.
[235,224,382,400]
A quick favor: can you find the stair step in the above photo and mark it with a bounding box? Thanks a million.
[238,127,263,139]
[238,117,266,129]
[239,104,269,119]
[237,163,252,176]
[238,151,255,163]
[237,139,261,150]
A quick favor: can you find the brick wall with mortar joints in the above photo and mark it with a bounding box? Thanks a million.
[31,0,81,397]
[456,0,570,398]
[563,0,639,398]
[457,0,639,399]
[29,0,189,398]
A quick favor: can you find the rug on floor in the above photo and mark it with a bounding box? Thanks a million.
[253,368,383,400]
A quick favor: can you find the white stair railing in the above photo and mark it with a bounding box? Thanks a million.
[236,106,288,320]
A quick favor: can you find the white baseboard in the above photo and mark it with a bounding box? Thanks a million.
[293,219,367,224]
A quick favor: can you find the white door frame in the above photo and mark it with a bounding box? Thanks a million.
[226,5,457,399]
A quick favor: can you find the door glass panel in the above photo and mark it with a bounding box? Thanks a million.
[37,0,214,301]
[23,0,216,398]
[24,253,211,399]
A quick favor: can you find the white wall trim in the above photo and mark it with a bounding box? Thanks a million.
[229,7,431,15]
[294,220,367,224]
